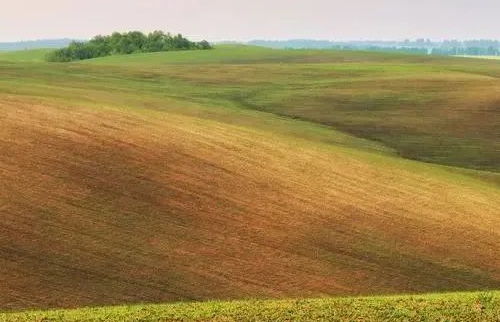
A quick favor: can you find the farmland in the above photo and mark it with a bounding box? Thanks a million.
[1,291,499,322]
[3,46,500,171]
[1,45,500,317]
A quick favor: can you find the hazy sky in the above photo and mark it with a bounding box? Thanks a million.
[2,0,500,42]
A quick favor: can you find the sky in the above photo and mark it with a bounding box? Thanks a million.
[1,0,500,42]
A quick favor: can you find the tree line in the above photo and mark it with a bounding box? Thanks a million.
[329,45,429,55]
[338,45,499,56]
[250,39,500,57]
[431,47,500,56]
[46,31,212,62]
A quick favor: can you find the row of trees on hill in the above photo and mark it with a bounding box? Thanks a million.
[250,39,500,57]
[329,45,429,55]
[431,46,500,56]
[46,31,212,62]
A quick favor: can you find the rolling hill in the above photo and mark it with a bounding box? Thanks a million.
[83,45,500,172]
[0,49,53,62]
[1,46,500,312]
[2,291,499,322]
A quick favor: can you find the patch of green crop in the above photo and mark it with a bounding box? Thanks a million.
[1,291,499,322]
[0,49,54,62]
[1,45,500,174]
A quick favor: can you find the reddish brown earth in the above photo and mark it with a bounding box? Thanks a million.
[1,96,500,310]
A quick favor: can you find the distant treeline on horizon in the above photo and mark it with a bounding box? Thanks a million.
[2,37,500,57]
[248,39,500,56]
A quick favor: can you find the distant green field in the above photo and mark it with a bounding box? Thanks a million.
[81,44,440,65]
[0,49,52,62]
[1,45,499,171]
[1,291,499,322]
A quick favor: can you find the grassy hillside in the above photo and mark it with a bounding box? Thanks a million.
[84,45,500,172]
[1,46,500,311]
[81,44,444,65]
[6,45,499,171]
[3,45,500,173]
[1,292,499,322]
[0,49,52,62]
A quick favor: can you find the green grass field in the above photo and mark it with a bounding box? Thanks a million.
[1,291,499,322]
[0,49,52,62]
[2,45,500,172]
[1,46,500,318]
